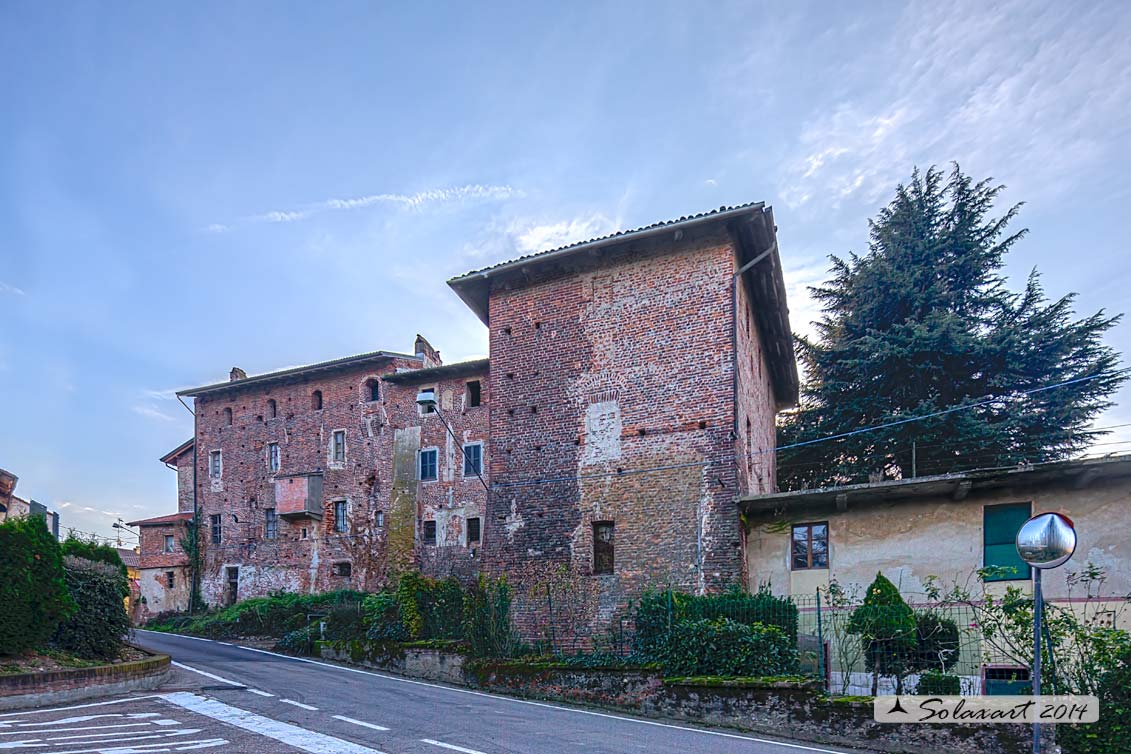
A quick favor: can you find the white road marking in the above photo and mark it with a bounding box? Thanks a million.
[160,693,385,754]
[170,660,271,697]
[0,722,156,736]
[0,697,160,718]
[140,630,851,754]
[280,699,318,711]
[421,739,486,754]
[332,715,389,732]
[37,738,226,754]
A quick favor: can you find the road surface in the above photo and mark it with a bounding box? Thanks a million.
[119,628,861,754]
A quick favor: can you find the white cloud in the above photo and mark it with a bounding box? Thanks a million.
[131,404,176,422]
[0,281,26,296]
[230,183,521,229]
[513,214,617,254]
[779,0,1131,210]
[204,223,230,234]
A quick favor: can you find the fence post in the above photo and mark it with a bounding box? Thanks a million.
[816,589,826,691]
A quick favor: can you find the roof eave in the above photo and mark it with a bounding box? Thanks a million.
[177,350,419,398]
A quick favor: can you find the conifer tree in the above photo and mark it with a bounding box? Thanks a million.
[779,165,1124,490]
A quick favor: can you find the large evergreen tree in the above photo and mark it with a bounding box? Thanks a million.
[778,166,1124,490]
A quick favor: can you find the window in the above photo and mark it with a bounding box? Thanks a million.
[462,443,483,477]
[210,514,222,544]
[466,380,482,408]
[267,398,277,419]
[334,500,348,533]
[163,535,174,554]
[267,442,280,473]
[376,511,385,528]
[365,378,380,402]
[332,430,346,463]
[223,407,233,425]
[300,527,308,540]
[311,390,323,410]
[983,503,1032,581]
[791,523,829,570]
[423,520,437,545]
[593,522,614,574]
[165,571,175,589]
[467,517,481,545]
[334,562,352,577]
[209,450,222,478]
[265,508,277,540]
[419,448,438,481]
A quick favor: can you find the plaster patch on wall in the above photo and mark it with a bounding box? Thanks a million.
[504,497,525,539]
[582,400,622,465]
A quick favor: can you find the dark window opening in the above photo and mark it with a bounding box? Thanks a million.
[267,398,277,418]
[334,562,352,577]
[467,517,481,545]
[210,513,222,544]
[593,521,614,575]
[376,511,385,527]
[267,442,280,472]
[265,508,277,539]
[334,500,348,533]
[226,567,239,605]
[209,451,222,478]
[165,571,175,589]
[223,407,233,426]
[311,390,323,410]
[983,503,1032,581]
[423,520,437,545]
[365,378,380,402]
[466,380,482,408]
[332,430,346,463]
[419,448,438,481]
[791,522,829,570]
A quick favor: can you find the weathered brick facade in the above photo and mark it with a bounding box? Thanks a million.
[145,203,797,629]
[128,512,192,620]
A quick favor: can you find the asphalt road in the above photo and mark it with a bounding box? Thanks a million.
[131,628,863,754]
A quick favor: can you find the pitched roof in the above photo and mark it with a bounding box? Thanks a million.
[382,358,489,384]
[159,439,194,465]
[117,548,141,569]
[127,512,193,527]
[177,350,420,398]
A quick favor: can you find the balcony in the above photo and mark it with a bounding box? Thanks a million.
[274,472,323,520]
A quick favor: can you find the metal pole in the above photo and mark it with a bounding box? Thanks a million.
[911,441,917,478]
[1032,568,1043,754]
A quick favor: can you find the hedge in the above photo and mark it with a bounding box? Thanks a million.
[52,556,130,660]
[0,515,73,656]
[1058,638,1131,754]
[661,618,799,677]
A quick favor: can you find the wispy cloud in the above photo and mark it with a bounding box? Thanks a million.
[208,184,522,232]
[457,212,619,267]
[0,281,26,296]
[132,404,176,422]
[779,0,1131,210]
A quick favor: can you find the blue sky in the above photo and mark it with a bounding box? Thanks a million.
[2,1,1128,542]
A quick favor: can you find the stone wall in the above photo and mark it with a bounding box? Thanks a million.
[0,650,170,711]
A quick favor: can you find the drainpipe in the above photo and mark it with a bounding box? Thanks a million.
[178,394,201,613]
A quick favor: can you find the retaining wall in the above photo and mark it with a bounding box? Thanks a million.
[0,650,171,711]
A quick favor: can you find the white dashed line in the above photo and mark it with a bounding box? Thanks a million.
[332,715,390,732]
[422,739,486,754]
[281,699,319,711]
[171,660,273,697]
[248,689,275,697]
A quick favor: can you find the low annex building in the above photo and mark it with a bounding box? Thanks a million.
[140,202,799,633]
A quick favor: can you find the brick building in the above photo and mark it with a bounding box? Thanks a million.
[128,512,192,620]
[143,202,797,630]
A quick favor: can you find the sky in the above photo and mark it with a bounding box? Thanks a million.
[1,1,1129,543]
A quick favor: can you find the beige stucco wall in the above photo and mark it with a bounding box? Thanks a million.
[745,473,1131,606]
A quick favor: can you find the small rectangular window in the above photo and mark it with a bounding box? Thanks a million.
[267,442,280,473]
[209,450,222,478]
[265,508,277,540]
[332,431,346,463]
[593,521,614,575]
[467,517,481,545]
[466,380,482,408]
[376,511,385,528]
[983,503,1032,581]
[334,562,352,577]
[462,443,483,477]
[163,535,174,554]
[165,571,175,588]
[419,448,438,481]
[423,520,437,545]
[334,500,348,533]
[791,522,829,570]
[210,513,222,544]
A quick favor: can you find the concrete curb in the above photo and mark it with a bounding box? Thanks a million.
[0,647,171,711]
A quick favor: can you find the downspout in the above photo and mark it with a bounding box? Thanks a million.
[177,394,201,613]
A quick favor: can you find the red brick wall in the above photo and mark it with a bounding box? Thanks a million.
[483,225,763,639]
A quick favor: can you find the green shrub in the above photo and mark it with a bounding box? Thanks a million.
[633,586,799,659]
[662,618,799,677]
[61,537,128,584]
[848,573,917,693]
[914,612,961,673]
[323,604,365,642]
[396,573,464,640]
[52,556,130,660]
[362,592,409,641]
[0,515,74,656]
[463,575,520,658]
[914,670,962,695]
[1058,637,1131,754]
[274,627,316,655]
[151,589,367,639]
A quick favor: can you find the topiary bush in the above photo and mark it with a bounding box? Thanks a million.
[914,670,962,695]
[661,618,799,678]
[0,515,74,656]
[848,573,918,694]
[52,556,130,660]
